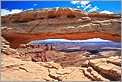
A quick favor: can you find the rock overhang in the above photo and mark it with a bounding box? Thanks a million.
[1,8,121,48]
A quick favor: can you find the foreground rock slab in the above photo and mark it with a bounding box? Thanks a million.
[89,57,121,81]
[1,55,121,81]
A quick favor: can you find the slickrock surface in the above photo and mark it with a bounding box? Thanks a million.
[1,55,90,81]
[1,37,121,81]
[1,54,121,81]
[1,56,53,81]
[88,58,121,81]
[1,8,121,48]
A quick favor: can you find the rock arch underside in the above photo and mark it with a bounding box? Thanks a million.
[1,8,121,48]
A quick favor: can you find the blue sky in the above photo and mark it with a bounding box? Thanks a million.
[1,1,121,16]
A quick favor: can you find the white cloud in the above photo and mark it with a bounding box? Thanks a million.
[71,1,100,12]
[80,1,90,6]
[71,1,90,8]
[100,10,113,14]
[26,8,34,10]
[83,4,91,10]
[81,38,112,42]
[72,1,90,9]
[80,1,90,8]
[1,9,23,16]
[33,4,37,6]
[71,1,80,4]
[88,6,99,12]
[77,6,80,8]
[1,8,34,16]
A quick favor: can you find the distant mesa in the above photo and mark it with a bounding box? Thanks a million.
[30,38,112,44]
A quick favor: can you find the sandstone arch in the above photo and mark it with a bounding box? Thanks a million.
[1,8,121,48]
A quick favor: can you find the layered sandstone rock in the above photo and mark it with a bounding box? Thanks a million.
[1,56,53,81]
[106,56,121,66]
[1,37,20,57]
[1,54,121,81]
[1,55,90,81]
[1,8,121,48]
[88,57,121,81]
[17,43,54,62]
[82,67,109,81]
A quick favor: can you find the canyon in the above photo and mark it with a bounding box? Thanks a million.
[1,37,121,81]
[1,8,121,81]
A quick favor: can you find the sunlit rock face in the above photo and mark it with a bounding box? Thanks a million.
[1,8,121,48]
